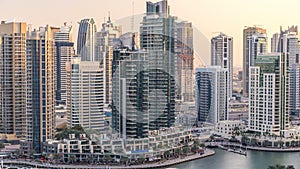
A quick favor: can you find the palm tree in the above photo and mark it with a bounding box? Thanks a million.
[232,127,240,136]
[286,166,295,169]
[183,147,190,155]
[69,154,76,164]
[267,164,295,169]
[87,154,94,164]
[120,156,129,165]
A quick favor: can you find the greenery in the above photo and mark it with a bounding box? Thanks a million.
[55,125,87,140]
[267,164,295,169]
[0,143,4,149]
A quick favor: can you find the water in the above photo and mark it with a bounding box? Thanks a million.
[166,149,300,169]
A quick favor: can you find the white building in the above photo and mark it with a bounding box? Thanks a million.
[248,53,290,136]
[195,66,228,125]
[42,127,194,162]
[66,57,105,132]
[211,33,233,99]
[55,23,75,104]
[215,120,245,138]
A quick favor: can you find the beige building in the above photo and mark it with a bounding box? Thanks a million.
[0,21,27,140]
[66,57,105,132]
[25,25,56,152]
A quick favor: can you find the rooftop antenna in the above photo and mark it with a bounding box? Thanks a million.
[131,1,135,33]
[108,11,111,22]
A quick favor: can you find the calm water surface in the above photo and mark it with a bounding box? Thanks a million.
[163,149,300,169]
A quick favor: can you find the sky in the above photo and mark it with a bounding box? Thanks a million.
[1,0,300,67]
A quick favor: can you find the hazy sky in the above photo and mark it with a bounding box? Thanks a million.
[1,0,300,66]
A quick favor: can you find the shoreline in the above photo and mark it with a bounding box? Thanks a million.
[221,142,300,152]
[244,146,300,152]
[2,149,215,169]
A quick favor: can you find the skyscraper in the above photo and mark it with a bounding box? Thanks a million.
[77,18,97,61]
[97,17,122,107]
[0,21,27,139]
[55,23,74,105]
[244,33,268,97]
[271,26,300,116]
[243,26,267,97]
[112,48,149,139]
[176,21,194,102]
[140,0,176,130]
[211,33,233,99]
[195,66,228,125]
[26,25,56,152]
[248,53,289,135]
[66,57,105,132]
[271,26,299,67]
[290,65,300,116]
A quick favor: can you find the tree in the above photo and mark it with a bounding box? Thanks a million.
[191,145,199,153]
[69,154,76,164]
[267,164,295,169]
[286,165,295,169]
[120,156,129,165]
[0,143,4,149]
[87,154,94,164]
[250,138,258,146]
[232,127,241,136]
[183,147,190,154]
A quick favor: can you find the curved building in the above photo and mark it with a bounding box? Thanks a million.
[77,18,97,61]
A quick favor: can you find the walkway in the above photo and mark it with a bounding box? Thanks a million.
[2,149,215,169]
[221,142,300,152]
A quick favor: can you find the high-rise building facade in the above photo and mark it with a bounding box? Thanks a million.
[176,21,194,102]
[271,26,300,116]
[112,48,149,139]
[211,33,233,99]
[26,25,56,152]
[140,0,176,130]
[248,53,289,135]
[55,23,74,104]
[290,65,300,116]
[66,57,105,132]
[97,17,122,107]
[0,21,27,139]
[77,18,97,61]
[244,33,268,97]
[243,26,267,97]
[195,66,228,125]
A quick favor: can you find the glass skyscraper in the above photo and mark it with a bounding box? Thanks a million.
[140,0,176,130]
[77,18,97,61]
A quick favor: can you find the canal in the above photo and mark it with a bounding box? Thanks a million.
[166,148,300,169]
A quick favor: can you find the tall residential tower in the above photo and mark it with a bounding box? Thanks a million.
[176,21,194,102]
[26,25,56,152]
[195,66,228,125]
[243,26,267,97]
[140,0,176,130]
[211,33,233,99]
[248,53,289,135]
[0,21,27,139]
[55,23,74,104]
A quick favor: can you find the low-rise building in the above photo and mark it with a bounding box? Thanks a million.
[41,127,194,162]
[214,120,246,138]
[228,100,248,122]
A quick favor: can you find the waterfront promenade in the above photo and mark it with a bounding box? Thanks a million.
[2,149,215,169]
[221,142,300,152]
